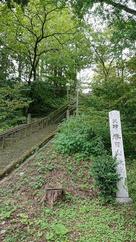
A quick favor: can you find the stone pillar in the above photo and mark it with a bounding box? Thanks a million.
[109,110,132,203]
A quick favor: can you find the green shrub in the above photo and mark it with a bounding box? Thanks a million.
[54,115,120,203]
[91,154,119,203]
[127,159,136,206]
[123,130,136,158]
[54,116,106,156]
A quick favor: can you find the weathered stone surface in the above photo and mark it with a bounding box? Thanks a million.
[109,110,132,203]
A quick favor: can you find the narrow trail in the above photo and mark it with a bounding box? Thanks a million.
[0,123,57,175]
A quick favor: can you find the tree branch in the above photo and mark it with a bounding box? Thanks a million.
[92,44,108,75]
[10,9,38,38]
[101,0,136,16]
[37,48,59,57]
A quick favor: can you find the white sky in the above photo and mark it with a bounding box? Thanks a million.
[77,68,94,93]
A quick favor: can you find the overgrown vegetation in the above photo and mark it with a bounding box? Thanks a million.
[0,0,136,239]
[81,73,136,157]
[0,0,91,129]
[0,0,135,136]
[0,144,136,242]
[0,83,30,132]
[91,155,119,203]
[54,115,120,202]
[54,116,105,156]
[127,159,136,206]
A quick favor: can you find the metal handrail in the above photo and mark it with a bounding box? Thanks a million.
[0,102,75,149]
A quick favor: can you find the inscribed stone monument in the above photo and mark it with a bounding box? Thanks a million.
[109,110,132,203]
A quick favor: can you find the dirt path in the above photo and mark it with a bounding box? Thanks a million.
[0,123,57,174]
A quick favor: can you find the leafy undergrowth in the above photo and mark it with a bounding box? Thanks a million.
[128,158,136,208]
[0,141,136,242]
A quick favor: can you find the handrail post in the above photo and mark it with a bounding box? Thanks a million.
[66,109,70,119]
[27,113,31,124]
[2,137,5,149]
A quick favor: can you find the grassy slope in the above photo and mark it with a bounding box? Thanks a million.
[0,141,136,242]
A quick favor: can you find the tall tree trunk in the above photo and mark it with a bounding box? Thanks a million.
[18,56,22,82]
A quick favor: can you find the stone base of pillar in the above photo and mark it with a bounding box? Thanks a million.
[116,197,132,204]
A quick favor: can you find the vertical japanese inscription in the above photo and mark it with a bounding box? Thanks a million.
[109,111,131,203]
